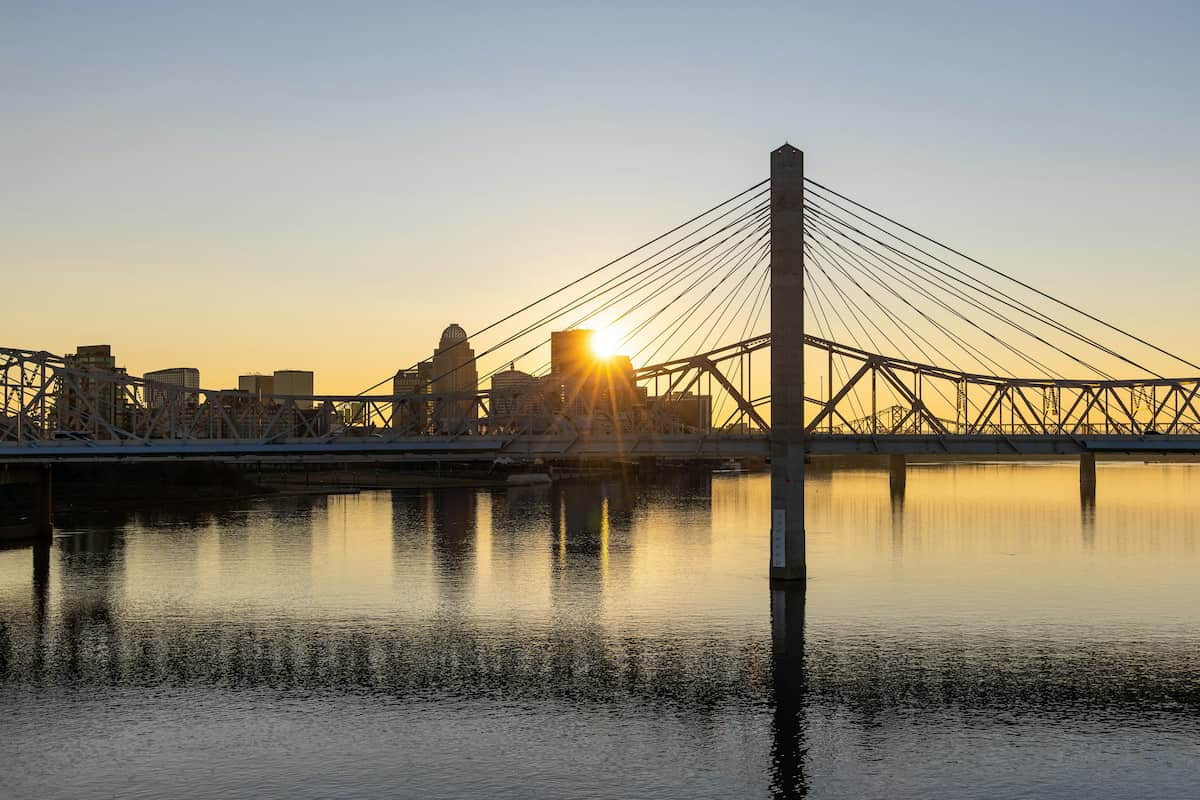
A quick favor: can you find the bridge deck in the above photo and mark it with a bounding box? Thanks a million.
[2,434,1200,464]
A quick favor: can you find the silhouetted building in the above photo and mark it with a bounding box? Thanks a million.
[238,373,274,401]
[144,367,200,410]
[273,370,314,409]
[431,324,477,433]
[550,329,593,377]
[490,367,545,431]
[548,329,643,427]
[661,391,712,431]
[55,345,131,435]
[392,360,432,433]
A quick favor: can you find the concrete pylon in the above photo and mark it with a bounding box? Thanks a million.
[769,144,807,582]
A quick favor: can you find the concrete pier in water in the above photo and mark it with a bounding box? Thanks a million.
[769,143,807,583]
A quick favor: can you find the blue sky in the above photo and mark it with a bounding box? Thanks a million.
[2,1,1197,388]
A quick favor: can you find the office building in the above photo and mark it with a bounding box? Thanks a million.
[661,391,713,432]
[54,345,131,435]
[392,360,432,433]
[430,324,478,432]
[273,370,314,409]
[550,329,594,377]
[144,367,200,410]
[238,373,274,401]
[490,367,540,429]
[548,329,642,425]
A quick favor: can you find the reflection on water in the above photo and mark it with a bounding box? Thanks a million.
[0,463,1198,799]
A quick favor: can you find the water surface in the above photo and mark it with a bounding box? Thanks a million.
[1,462,1197,798]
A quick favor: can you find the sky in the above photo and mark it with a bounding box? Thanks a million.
[2,1,1198,392]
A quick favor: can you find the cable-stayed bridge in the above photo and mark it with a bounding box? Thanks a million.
[4,144,1199,575]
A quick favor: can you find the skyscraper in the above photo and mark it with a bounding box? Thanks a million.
[392,360,432,433]
[430,323,478,433]
[55,344,131,435]
[273,370,314,409]
[548,329,641,425]
[144,367,200,410]
[238,373,274,401]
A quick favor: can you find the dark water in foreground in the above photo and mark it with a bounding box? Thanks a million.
[1,463,1198,799]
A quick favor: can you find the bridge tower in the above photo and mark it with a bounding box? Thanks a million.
[769,144,806,582]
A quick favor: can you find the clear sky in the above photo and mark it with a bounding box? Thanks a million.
[3,1,1198,391]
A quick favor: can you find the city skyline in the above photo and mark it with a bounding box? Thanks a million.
[4,6,1200,799]
[4,2,1198,392]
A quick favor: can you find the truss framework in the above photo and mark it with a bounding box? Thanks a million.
[4,338,1199,449]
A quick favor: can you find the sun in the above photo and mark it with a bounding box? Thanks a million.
[591,327,622,359]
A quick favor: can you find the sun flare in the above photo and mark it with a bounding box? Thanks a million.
[590,327,622,359]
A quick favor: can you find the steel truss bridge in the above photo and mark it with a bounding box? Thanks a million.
[5,143,1200,572]
[4,331,1199,463]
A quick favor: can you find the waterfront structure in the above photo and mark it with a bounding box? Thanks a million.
[430,324,477,433]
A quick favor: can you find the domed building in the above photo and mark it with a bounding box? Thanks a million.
[431,323,478,432]
[439,323,468,348]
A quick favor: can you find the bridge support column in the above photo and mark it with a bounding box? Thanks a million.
[638,457,657,482]
[0,465,52,542]
[769,143,806,583]
[33,466,52,538]
[769,583,807,792]
[888,454,906,497]
[1079,452,1096,499]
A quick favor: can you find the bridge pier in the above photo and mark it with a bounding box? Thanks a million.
[0,465,52,542]
[769,143,807,583]
[888,454,907,498]
[769,583,808,793]
[1079,453,1097,497]
[638,457,657,482]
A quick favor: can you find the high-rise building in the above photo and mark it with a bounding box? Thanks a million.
[144,367,200,410]
[238,373,274,401]
[144,367,200,389]
[430,324,477,433]
[548,329,641,425]
[661,391,713,432]
[490,367,540,430]
[56,344,130,435]
[70,344,119,371]
[273,370,314,409]
[392,360,432,433]
[550,329,594,377]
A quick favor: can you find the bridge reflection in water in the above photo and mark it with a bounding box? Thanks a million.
[1,466,1199,798]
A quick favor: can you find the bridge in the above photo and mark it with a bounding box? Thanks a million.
[5,144,1200,579]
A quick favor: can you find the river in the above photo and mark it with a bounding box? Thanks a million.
[1,462,1197,798]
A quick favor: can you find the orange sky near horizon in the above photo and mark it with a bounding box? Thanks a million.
[4,4,1198,394]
